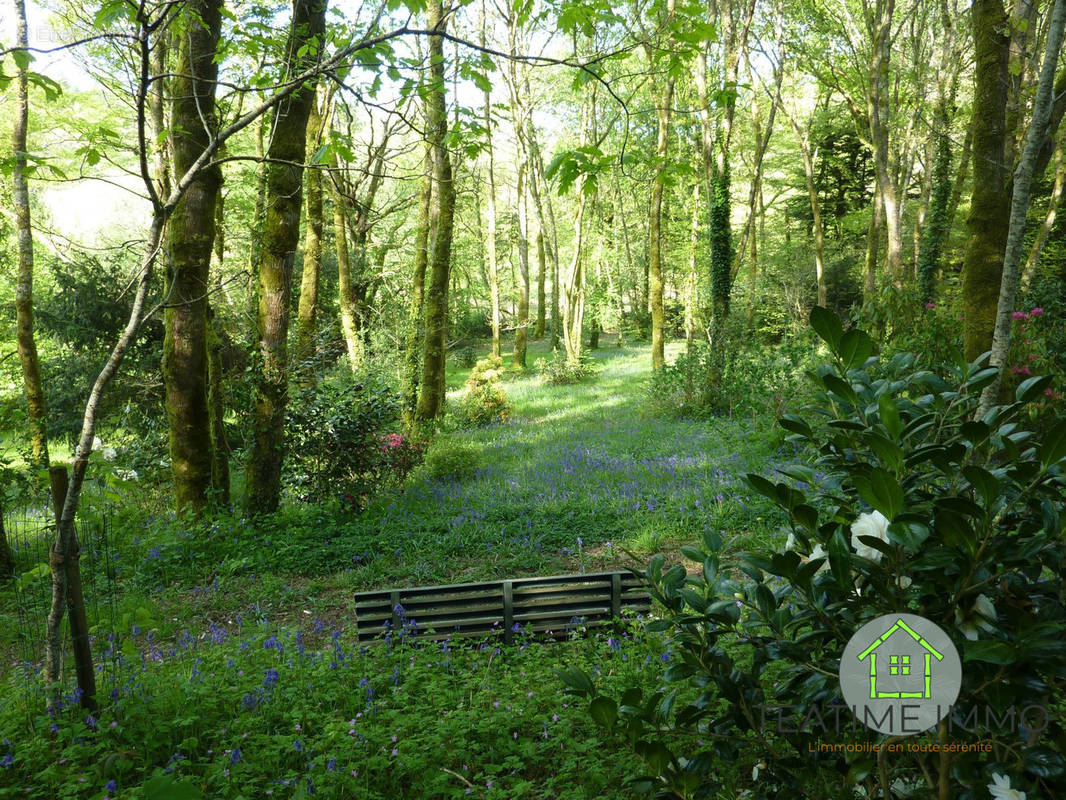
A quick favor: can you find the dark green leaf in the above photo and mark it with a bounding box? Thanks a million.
[855,468,903,520]
[809,306,842,350]
[823,374,859,405]
[962,466,1000,508]
[1023,747,1065,778]
[1016,374,1052,403]
[963,641,1015,665]
[878,394,902,439]
[1037,417,1066,467]
[839,329,874,370]
[589,696,618,729]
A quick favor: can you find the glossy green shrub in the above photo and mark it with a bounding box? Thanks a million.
[562,308,1066,800]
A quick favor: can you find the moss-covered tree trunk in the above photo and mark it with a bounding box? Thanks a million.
[415,0,456,422]
[646,0,676,370]
[962,0,1011,361]
[917,95,954,304]
[206,305,230,505]
[295,84,328,376]
[162,0,224,514]
[333,166,362,371]
[12,0,49,472]
[403,146,432,429]
[245,0,327,514]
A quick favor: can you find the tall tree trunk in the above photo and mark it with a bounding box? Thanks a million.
[686,183,699,353]
[1021,128,1066,291]
[917,95,954,303]
[647,0,676,370]
[162,0,224,514]
[334,166,363,370]
[945,117,973,237]
[206,305,230,505]
[978,0,1066,415]
[792,118,826,307]
[209,181,230,504]
[481,6,502,357]
[415,0,456,422]
[295,84,328,375]
[513,163,530,367]
[867,0,903,282]
[962,0,1012,361]
[535,225,546,338]
[865,188,883,296]
[561,85,593,365]
[403,145,432,429]
[245,0,327,514]
[12,0,50,471]
[248,117,268,343]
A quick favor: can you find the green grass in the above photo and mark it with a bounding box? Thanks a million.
[2,336,793,652]
[0,334,799,798]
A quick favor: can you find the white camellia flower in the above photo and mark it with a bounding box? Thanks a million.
[102,447,118,461]
[955,594,997,641]
[850,510,890,561]
[807,544,831,574]
[987,772,1026,800]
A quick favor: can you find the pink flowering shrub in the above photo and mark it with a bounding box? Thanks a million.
[1006,308,1061,417]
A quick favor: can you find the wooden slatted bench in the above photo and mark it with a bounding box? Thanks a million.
[353,571,651,643]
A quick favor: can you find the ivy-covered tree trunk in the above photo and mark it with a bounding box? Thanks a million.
[962,0,1011,361]
[12,0,50,472]
[415,0,456,422]
[295,84,328,375]
[162,0,224,514]
[917,95,954,304]
[245,0,327,514]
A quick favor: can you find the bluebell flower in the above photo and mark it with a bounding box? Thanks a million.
[230,748,242,764]
[105,780,117,793]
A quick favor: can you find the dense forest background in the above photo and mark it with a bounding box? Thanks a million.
[2,0,1066,796]
[1,0,1064,519]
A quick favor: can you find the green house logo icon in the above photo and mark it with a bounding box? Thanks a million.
[839,613,962,736]
[857,618,944,700]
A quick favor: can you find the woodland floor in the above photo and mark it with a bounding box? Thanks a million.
[0,335,801,800]
[3,334,794,658]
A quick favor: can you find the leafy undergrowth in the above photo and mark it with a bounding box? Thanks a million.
[0,617,669,799]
